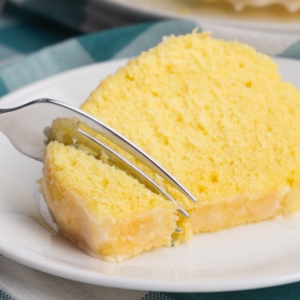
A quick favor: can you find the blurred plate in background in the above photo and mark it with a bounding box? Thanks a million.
[94,0,300,33]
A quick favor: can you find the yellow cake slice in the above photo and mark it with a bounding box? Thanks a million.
[43,141,177,262]
[42,31,300,262]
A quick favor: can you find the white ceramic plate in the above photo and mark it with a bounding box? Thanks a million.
[96,0,300,34]
[1,57,300,292]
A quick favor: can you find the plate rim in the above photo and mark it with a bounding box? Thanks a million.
[96,0,300,33]
[2,240,300,293]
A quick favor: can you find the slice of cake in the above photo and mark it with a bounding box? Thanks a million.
[43,141,177,262]
[42,31,300,262]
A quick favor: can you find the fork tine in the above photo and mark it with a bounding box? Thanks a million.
[77,127,189,218]
[44,99,198,204]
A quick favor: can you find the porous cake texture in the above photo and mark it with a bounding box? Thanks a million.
[43,31,300,262]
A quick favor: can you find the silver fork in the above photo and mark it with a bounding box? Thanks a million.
[0,98,197,219]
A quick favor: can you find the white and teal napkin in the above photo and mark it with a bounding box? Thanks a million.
[1,1,300,97]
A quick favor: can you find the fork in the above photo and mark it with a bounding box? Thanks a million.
[0,98,197,219]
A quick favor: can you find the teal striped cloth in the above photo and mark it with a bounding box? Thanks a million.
[2,2,300,97]
[1,2,300,300]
